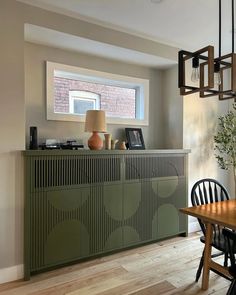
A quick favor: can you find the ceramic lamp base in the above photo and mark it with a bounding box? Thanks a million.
[88,131,103,150]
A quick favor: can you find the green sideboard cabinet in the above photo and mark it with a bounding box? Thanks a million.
[24,149,190,279]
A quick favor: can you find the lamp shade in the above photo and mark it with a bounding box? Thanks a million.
[85,110,107,133]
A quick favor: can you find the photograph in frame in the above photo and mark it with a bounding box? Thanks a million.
[125,128,145,150]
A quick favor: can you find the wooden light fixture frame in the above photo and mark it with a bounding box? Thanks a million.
[178,46,214,96]
[178,0,236,102]
[200,53,236,100]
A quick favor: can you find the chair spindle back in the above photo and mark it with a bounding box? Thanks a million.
[191,178,230,235]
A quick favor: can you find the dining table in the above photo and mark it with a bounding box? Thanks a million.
[180,199,236,290]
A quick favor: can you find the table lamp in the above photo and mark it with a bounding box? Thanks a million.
[85,110,107,150]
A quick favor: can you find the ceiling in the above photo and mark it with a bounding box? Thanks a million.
[25,24,176,68]
[20,0,235,68]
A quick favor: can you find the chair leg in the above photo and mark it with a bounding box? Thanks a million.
[224,252,228,267]
[226,279,236,295]
[196,253,204,282]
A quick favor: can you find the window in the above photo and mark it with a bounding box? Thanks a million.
[69,91,100,115]
[47,61,149,125]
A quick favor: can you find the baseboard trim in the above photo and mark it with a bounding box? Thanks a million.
[189,221,200,233]
[0,264,24,284]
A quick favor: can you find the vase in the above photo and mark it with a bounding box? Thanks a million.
[119,141,127,150]
[111,139,118,150]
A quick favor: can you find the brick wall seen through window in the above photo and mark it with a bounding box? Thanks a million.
[54,77,136,119]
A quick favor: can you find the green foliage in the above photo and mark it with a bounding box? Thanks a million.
[214,105,236,172]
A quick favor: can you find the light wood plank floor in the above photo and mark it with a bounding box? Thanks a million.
[0,233,231,295]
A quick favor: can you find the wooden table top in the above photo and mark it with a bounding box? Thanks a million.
[180,199,236,230]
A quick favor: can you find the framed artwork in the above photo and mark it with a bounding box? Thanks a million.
[125,128,145,150]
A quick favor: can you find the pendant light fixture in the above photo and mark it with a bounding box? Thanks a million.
[178,0,236,102]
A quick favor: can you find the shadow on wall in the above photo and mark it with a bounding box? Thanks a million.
[184,96,228,184]
[185,103,217,169]
[14,151,24,266]
[0,151,24,271]
[184,94,234,196]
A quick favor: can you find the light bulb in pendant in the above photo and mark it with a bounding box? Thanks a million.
[214,62,221,86]
[191,56,199,82]
[214,72,221,86]
[191,68,200,82]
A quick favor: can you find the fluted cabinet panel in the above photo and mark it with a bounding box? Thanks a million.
[24,150,188,279]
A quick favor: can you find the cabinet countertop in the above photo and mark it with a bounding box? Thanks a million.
[23,149,191,156]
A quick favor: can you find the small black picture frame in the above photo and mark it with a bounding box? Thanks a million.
[125,128,145,150]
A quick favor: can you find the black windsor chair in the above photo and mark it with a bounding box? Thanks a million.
[191,178,230,282]
[222,228,236,295]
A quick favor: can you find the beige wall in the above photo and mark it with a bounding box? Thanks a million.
[25,42,164,149]
[183,89,235,231]
[183,93,234,190]
[162,66,183,148]
[0,0,25,283]
[0,0,179,283]
[162,65,235,231]
[161,64,235,194]
[0,1,25,151]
